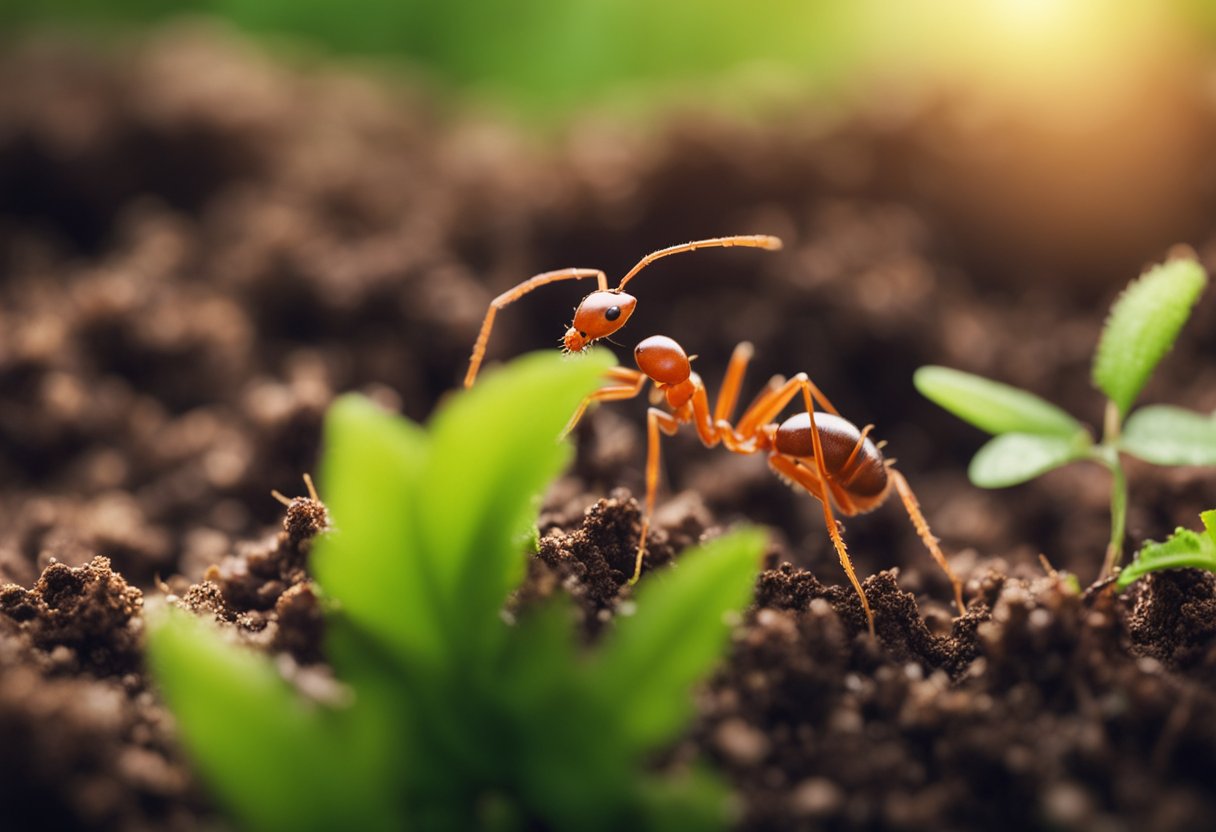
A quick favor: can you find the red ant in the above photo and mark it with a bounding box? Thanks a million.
[463,235,782,388]
[463,236,963,635]
[568,335,966,637]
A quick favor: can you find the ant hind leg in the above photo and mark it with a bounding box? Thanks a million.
[769,455,876,638]
[889,468,966,614]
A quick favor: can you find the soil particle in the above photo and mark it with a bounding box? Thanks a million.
[0,555,143,676]
[1125,568,1216,676]
[529,489,679,633]
[700,565,1216,831]
[178,494,329,663]
[0,565,206,832]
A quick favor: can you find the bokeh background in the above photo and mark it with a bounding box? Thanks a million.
[3,0,1216,587]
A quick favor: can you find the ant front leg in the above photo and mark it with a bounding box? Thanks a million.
[562,367,649,438]
[631,407,681,584]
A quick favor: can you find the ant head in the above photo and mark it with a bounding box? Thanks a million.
[564,290,637,352]
[634,335,690,385]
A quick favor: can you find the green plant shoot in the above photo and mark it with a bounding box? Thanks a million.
[148,349,765,832]
[915,253,1211,578]
[1117,510,1216,590]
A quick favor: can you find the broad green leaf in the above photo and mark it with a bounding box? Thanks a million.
[146,605,397,832]
[1093,256,1207,419]
[968,432,1091,488]
[311,394,438,666]
[1119,405,1216,466]
[635,767,733,832]
[914,366,1083,437]
[587,528,764,750]
[416,349,615,655]
[1117,510,1216,590]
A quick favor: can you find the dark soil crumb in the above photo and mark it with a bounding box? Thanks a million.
[532,486,666,598]
[1125,568,1216,676]
[0,568,205,832]
[178,493,329,664]
[0,556,143,675]
[696,569,1216,832]
[525,487,757,639]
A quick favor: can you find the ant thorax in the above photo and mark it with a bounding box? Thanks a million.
[665,375,701,410]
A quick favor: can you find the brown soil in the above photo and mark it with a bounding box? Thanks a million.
[3,25,1216,831]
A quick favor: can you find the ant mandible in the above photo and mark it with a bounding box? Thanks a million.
[566,334,966,638]
[463,235,782,388]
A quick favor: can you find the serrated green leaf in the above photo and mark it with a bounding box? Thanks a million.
[1119,405,1216,466]
[914,366,1083,437]
[416,349,615,656]
[1116,510,1216,589]
[587,528,764,751]
[968,432,1091,488]
[1093,256,1207,419]
[146,605,397,832]
[311,393,439,666]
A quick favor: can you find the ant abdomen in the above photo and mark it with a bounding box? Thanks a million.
[775,412,889,498]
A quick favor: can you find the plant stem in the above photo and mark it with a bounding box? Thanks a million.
[1098,399,1127,579]
[1101,456,1127,578]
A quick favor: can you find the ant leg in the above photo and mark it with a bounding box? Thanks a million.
[714,342,754,424]
[631,407,682,584]
[889,469,966,614]
[561,367,648,438]
[464,267,608,388]
[796,379,876,638]
[837,424,876,489]
[734,372,841,440]
[770,455,875,638]
[616,235,783,289]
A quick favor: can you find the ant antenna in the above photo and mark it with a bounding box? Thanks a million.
[616,235,783,290]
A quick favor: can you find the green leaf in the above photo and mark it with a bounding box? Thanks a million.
[1117,510,1216,590]
[146,605,397,832]
[311,394,439,666]
[635,767,733,832]
[1119,405,1216,466]
[1093,256,1207,419]
[587,528,764,750]
[416,349,615,656]
[913,366,1083,437]
[968,432,1091,488]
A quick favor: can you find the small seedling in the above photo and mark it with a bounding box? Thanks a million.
[916,251,1213,578]
[568,333,963,637]
[1117,510,1216,590]
[148,350,764,832]
[463,234,783,387]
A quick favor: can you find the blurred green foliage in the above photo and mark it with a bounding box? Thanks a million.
[8,0,1216,120]
[0,0,857,115]
[149,350,765,831]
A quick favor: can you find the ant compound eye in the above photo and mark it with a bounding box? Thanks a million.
[605,305,621,322]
